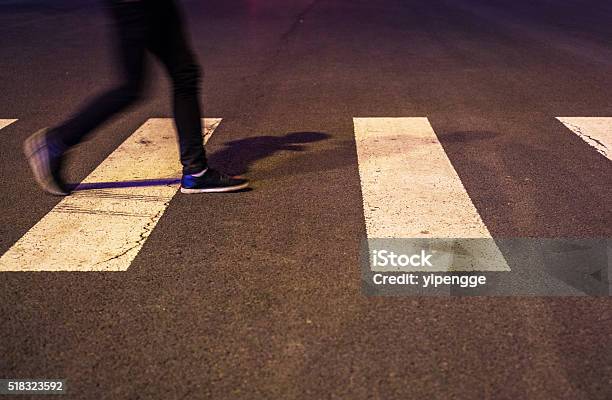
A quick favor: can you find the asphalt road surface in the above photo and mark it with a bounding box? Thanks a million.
[1,0,611,398]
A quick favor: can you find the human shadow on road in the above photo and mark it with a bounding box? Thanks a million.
[70,178,181,192]
[208,131,331,176]
[70,131,330,191]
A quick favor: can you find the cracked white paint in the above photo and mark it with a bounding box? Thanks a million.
[557,117,612,160]
[0,118,221,272]
[0,119,17,130]
[353,117,509,271]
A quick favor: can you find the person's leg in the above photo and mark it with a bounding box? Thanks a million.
[50,0,149,149]
[143,0,247,193]
[24,1,150,195]
[146,0,207,176]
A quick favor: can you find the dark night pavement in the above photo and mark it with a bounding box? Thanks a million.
[0,0,611,398]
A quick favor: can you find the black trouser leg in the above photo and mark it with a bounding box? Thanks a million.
[50,0,207,175]
[148,0,207,175]
[52,1,148,148]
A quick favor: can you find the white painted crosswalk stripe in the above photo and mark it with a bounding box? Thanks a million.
[353,117,509,271]
[4,114,609,273]
[0,119,17,130]
[557,117,612,161]
[0,118,221,272]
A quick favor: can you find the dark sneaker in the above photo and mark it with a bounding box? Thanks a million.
[180,168,249,194]
[23,128,69,196]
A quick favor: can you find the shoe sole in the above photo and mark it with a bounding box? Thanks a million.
[23,129,69,196]
[180,182,249,194]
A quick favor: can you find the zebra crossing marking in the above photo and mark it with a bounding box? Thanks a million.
[353,117,509,271]
[0,118,221,272]
[0,119,17,130]
[4,115,608,273]
[557,117,612,160]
